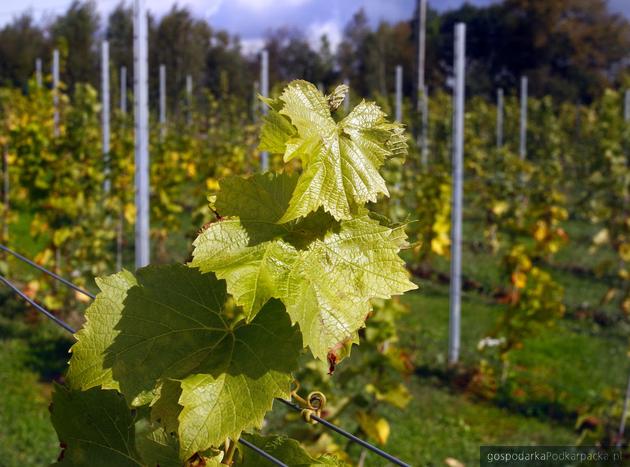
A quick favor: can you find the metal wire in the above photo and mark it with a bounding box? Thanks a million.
[0,274,76,333]
[0,244,95,299]
[276,398,411,467]
[238,438,289,467]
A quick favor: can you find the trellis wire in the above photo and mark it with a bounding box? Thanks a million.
[0,244,94,299]
[2,250,411,467]
[276,398,410,467]
[0,274,76,333]
[448,22,465,366]
[238,438,288,467]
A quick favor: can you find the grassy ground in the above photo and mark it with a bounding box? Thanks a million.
[0,216,625,466]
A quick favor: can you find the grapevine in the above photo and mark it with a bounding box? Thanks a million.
[50,80,416,465]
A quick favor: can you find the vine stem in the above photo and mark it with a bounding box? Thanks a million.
[222,438,237,465]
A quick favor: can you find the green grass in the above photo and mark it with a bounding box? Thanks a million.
[381,381,575,466]
[0,340,58,466]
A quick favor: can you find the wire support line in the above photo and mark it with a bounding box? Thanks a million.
[0,270,295,467]
[238,438,289,467]
[0,244,95,299]
[276,398,410,467]
[0,274,76,333]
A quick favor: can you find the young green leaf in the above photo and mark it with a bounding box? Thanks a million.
[284,216,417,360]
[191,173,335,320]
[192,175,416,360]
[326,84,349,112]
[259,80,407,222]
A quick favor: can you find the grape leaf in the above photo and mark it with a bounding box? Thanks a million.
[191,173,334,320]
[239,434,346,466]
[259,102,298,154]
[50,385,142,466]
[150,379,182,435]
[88,265,301,459]
[103,265,229,401]
[176,300,300,459]
[65,270,137,391]
[191,222,298,320]
[135,420,181,467]
[326,84,349,112]
[259,80,407,222]
[284,215,417,360]
[192,173,415,360]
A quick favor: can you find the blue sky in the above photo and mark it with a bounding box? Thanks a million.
[1,0,629,53]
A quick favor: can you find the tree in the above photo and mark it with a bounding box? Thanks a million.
[439,0,630,101]
[150,5,211,115]
[0,14,48,89]
[106,2,133,99]
[50,0,100,91]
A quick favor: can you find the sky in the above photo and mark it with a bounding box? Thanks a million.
[1,0,630,53]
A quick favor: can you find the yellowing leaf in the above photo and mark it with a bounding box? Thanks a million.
[206,178,220,191]
[511,271,527,289]
[431,233,450,256]
[593,228,609,246]
[124,203,136,225]
[492,201,509,216]
[356,411,390,445]
[367,383,412,409]
[533,221,548,243]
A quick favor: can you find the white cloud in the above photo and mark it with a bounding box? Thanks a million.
[240,37,265,55]
[307,19,342,52]
[201,0,224,17]
[145,0,224,18]
[233,0,312,12]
